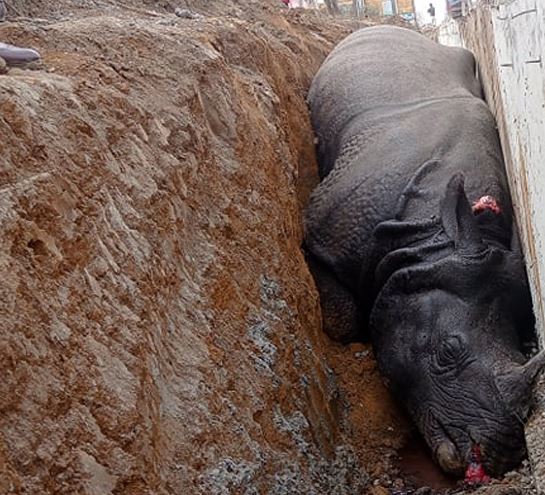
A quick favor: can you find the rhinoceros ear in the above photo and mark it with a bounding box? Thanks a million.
[441,174,483,253]
[496,351,545,418]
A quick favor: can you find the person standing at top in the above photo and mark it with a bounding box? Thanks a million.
[427,2,436,24]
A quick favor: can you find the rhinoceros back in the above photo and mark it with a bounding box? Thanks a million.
[308,26,481,177]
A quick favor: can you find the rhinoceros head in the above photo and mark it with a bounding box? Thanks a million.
[370,174,542,477]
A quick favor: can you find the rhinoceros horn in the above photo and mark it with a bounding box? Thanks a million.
[496,350,545,417]
[441,174,483,254]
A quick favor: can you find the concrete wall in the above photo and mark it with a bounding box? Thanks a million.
[441,2,545,491]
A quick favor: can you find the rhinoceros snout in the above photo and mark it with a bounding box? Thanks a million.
[435,439,465,476]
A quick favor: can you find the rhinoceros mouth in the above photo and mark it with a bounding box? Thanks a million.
[423,409,469,476]
[434,438,466,476]
[425,406,526,478]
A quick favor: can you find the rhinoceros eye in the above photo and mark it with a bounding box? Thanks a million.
[438,335,467,367]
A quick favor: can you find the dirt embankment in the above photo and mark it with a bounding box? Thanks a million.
[0,1,415,494]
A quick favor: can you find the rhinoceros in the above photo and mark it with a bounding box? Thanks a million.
[304,26,545,478]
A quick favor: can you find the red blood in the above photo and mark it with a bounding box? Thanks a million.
[472,195,501,215]
[464,445,491,485]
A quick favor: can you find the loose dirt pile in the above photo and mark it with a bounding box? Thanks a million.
[0,1,537,494]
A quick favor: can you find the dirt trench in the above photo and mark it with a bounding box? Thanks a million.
[0,1,538,494]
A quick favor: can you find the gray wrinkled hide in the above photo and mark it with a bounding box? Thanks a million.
[305,26,510,317]
[304,26,538,477]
